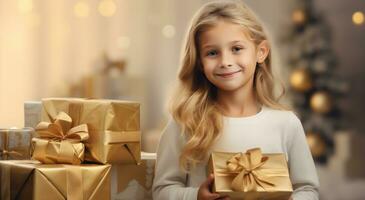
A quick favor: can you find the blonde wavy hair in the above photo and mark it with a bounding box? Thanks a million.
[170,0,288,171]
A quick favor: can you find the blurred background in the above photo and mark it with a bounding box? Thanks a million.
[0,0,364,199]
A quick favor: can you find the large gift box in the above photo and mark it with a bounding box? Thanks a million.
[33,98,140,164]
[0,160,111,200]
[208,148,293,200]
[112,152,156,200]
[0,128,33,160]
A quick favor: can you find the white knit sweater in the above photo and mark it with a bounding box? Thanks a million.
[153,106,320,200]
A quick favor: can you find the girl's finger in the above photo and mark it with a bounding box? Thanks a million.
[203,173,215,187]
[216,197,230,200]
[206,192,220,200]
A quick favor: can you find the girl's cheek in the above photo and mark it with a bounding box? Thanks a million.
[202,61,211,68]
[205,59,217,65]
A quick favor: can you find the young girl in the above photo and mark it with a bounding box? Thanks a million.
[152,1,319,200]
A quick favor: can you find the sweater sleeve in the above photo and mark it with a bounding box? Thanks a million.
[286,113,320,200]
[152,119,199,200]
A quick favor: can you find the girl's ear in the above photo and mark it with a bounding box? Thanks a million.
[256,40,270,64]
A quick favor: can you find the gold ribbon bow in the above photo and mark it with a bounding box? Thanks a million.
[33,111,89,164]
[226,148,275,192]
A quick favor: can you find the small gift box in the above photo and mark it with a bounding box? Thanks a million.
[208,148,293,200]
[31,112,89,165]
[0,160,111,200]
[112,152,156,200]
[39,98,141,164]
[24,101,42,129]
[0,128,33,160]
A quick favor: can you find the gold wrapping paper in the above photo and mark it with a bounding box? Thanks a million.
[208,148,293,200]
[31,112,89,164]
[116,153,156,191]
[112,152,156,199]
[0,128,33,160]
[40,98,140,164]
[0,160,111,200]
[116,160,152,191]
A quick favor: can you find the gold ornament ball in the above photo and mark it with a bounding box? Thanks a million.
[306,132,327,157]
[310,91,333,114]
[292,9,307,25]
[290,68,312,92]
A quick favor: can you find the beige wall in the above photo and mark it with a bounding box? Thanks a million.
[0,0,298,129]
[0,0,151,127]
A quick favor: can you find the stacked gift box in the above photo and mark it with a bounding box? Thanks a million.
[0,128,33,160]
[3,98,295,200]
[1,98,156,200]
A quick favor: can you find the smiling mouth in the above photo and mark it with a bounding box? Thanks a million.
[215,70,242,78]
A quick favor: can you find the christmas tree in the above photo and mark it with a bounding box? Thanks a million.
[285,0,347,163]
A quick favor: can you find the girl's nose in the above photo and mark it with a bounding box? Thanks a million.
[220,51,233,68]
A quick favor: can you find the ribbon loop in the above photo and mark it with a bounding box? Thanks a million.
[54,111,73,134]
[35,111,89,142]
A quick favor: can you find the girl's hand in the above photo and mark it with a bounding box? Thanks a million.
[198,174,230,200]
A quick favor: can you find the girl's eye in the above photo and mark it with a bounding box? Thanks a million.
[206,50,218,57]
[232,46,243,53]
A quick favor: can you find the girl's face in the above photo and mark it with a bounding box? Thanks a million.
[199,20,269,93]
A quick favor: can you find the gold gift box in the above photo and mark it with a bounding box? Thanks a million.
[39,98,141,164]
[0,128,33,160]
[0,160,111,200]
[112,152,156,199]
[208,149,293,200]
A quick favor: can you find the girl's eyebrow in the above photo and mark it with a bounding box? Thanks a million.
[230,40,246,45]
[201,40,247,49]
[201,44,217,49]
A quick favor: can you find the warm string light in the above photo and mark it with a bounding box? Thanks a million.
[352,11,364,25]
[292,9,306,25]
[74,1,90,18]
[74,0,117,18]
[98,0,116,17]
[18,0,33,14]
[17,0,41,28]
[162,25,176,38]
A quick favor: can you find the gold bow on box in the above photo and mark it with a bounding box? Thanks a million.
[208,148,293,200]
[31,112,89,165]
